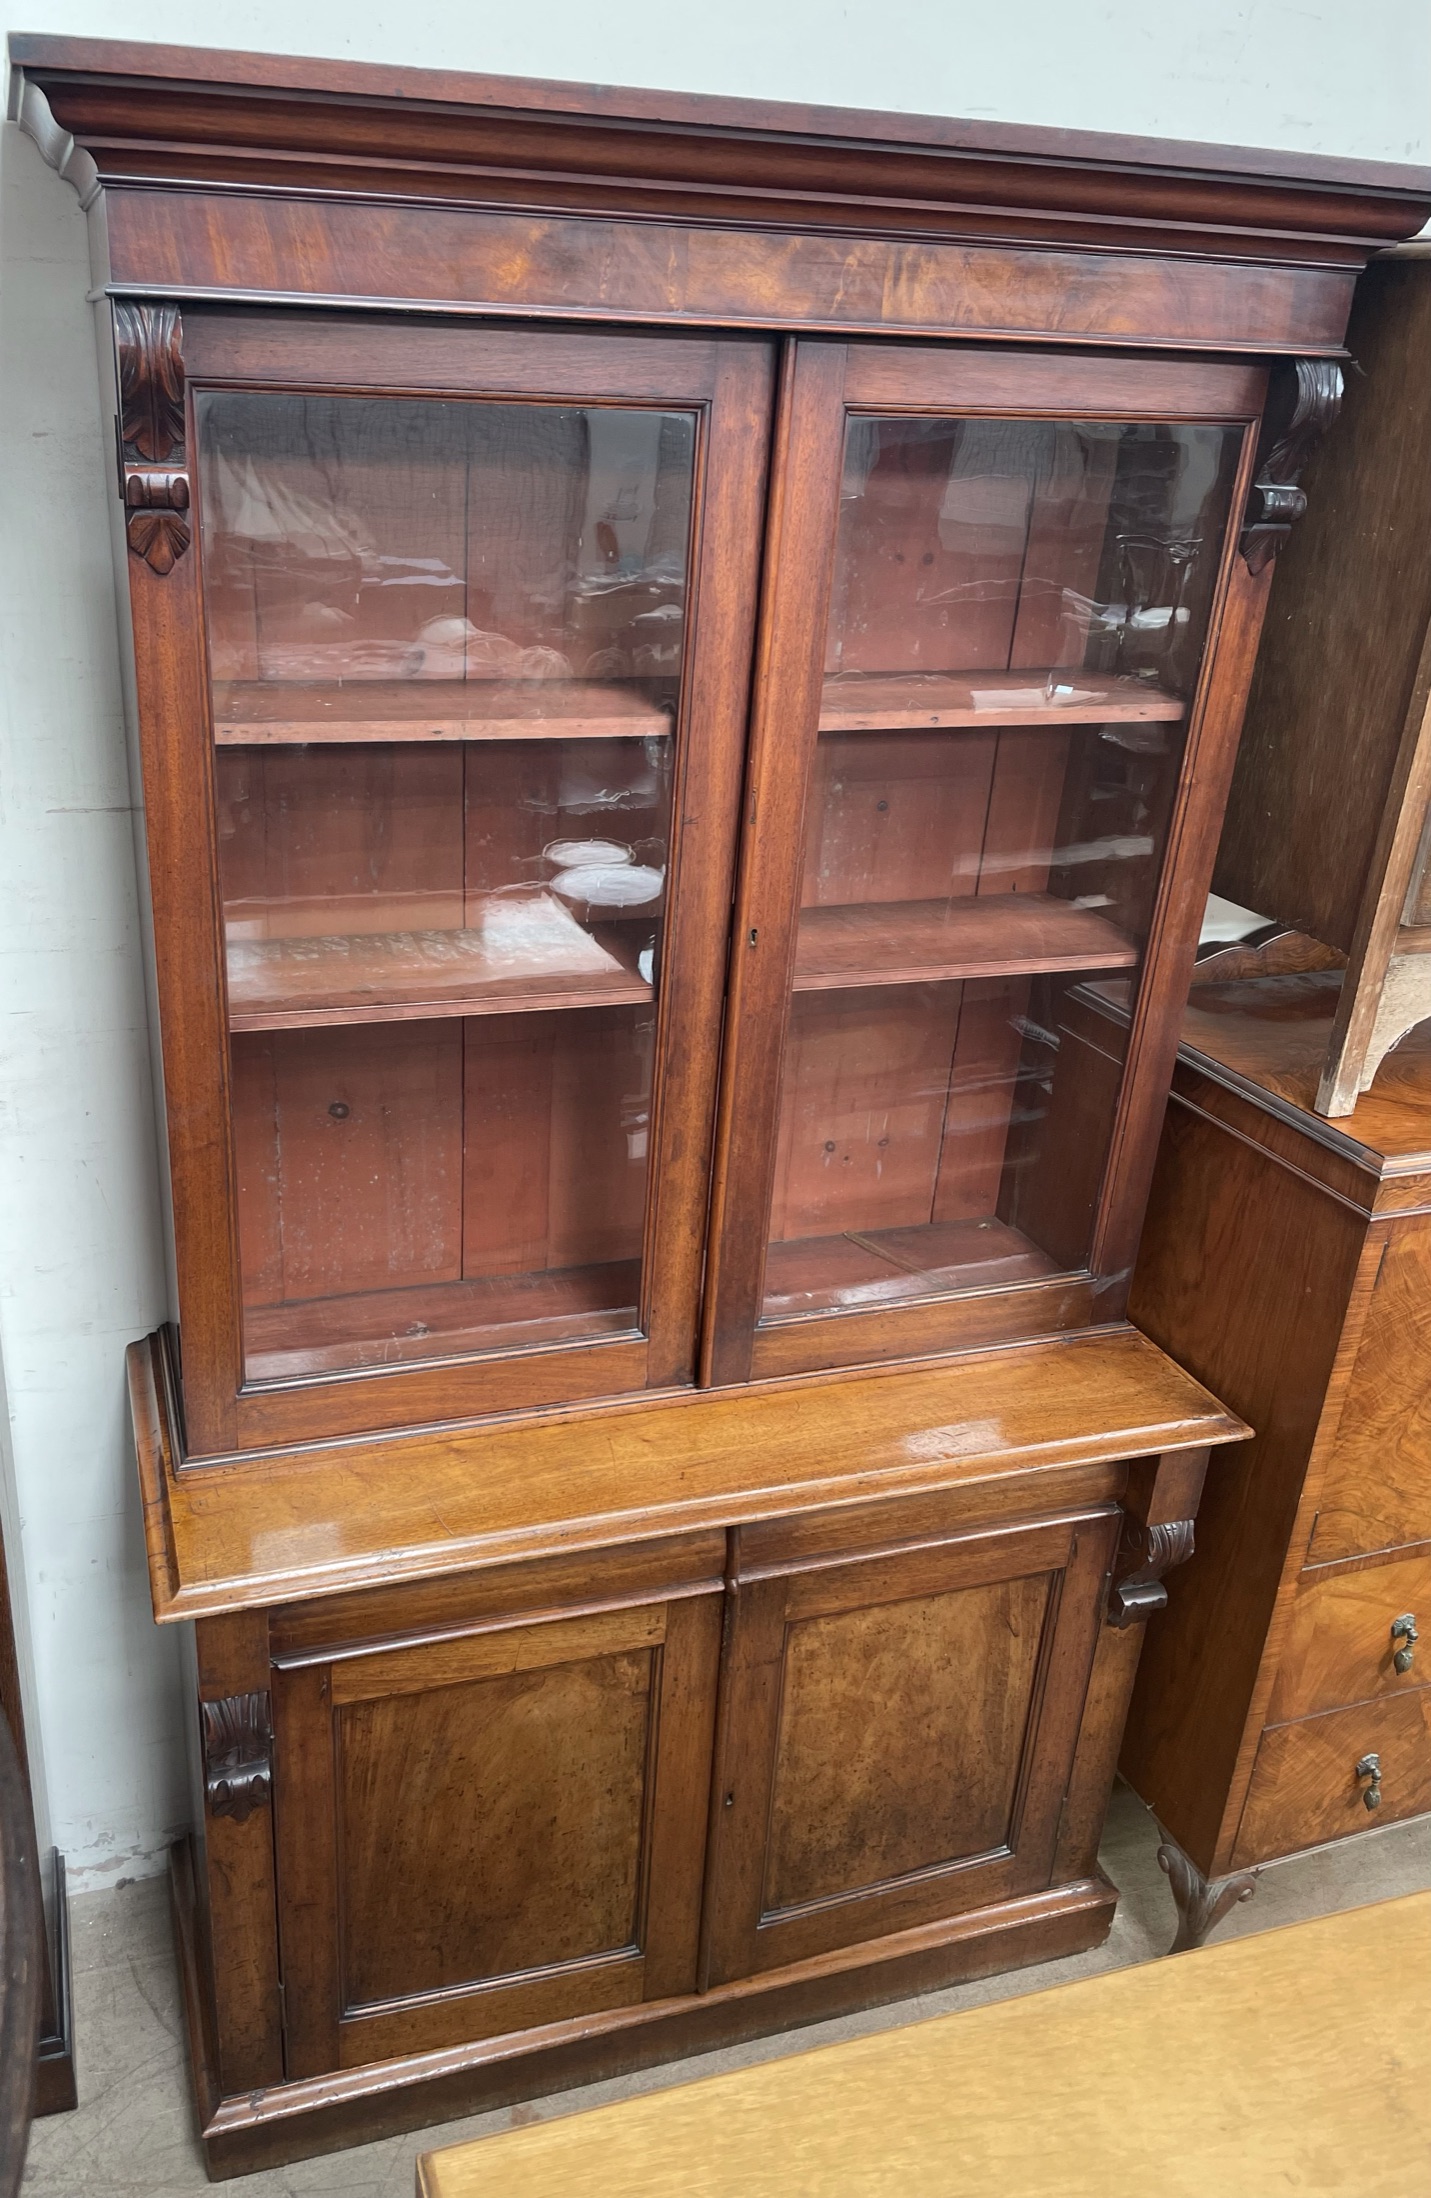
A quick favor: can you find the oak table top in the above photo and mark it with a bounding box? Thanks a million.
[416,1892,1431,2197]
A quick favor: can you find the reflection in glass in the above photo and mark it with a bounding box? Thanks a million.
[194,394,696,1379]
[764,415,1243,1319]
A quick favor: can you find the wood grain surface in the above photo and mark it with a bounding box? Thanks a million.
[1267,1549,1431,1723]
[1122,1062,1370,1871]
[792,896,1137,992]
[129,1323,1245,1619]
[417,1893,1431,2198]
[212,679,671,745]
[1235,1695,1431,1861]
[1306,1213,1431,1562]
[816,670,1185,731]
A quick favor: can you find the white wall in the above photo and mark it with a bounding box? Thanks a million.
[0,2,1427,1888]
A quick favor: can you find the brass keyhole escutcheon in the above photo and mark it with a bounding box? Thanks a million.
[1356,1752,1383,1811]
[1392,1612,1419,1676]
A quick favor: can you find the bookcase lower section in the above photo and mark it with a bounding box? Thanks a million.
[172,1836,1117,2179]
[166,1414,1216,2180]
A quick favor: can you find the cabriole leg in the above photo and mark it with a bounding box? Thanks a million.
[1157,1833,1259,1953]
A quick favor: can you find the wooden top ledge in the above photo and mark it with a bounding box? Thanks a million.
[416,1892,1431,2197]
[10,33,1431,201]
[130,1324,1246,1621]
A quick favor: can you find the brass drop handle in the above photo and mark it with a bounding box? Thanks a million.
[1391,1613,1419,1675]
[1356,1753,1383,1811]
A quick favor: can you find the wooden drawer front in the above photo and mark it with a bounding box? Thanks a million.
[1309,1220,1431,1563]
[702,1506,1118,1986]
[272,1589,721,2076]
[1234,1692,1431,1868]
[1268,1552,1431,1724]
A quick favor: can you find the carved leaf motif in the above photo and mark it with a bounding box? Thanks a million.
[124,468,192,575]
[115,300,186,464]
[201,1692,273,1824]
[126,508,192,576]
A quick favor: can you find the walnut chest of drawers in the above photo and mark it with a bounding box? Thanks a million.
[1123,967,1431,1920]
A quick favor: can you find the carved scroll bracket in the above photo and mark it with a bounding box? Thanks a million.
[114,301,191,575]
[1107,1516,1196,1628]
[1238,356,1343,576]
[201,1692,273,1824]
[1157,1834,1259,1954]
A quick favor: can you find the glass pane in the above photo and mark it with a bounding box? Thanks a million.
[763,414,1243,1320]
[196,392,696,1379]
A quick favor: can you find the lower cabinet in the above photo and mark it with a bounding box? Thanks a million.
[182,1462,1196,2172]
[251,1499,1125,2071]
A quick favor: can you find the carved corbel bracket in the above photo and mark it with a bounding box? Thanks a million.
[1238,356,1343,576]
[114,300,191,575]
[1107,1516,1196,1628]
[201,1692,273,1824]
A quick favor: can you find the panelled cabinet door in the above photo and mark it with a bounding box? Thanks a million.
[701,1508,1119,1985]
[704,340,1266,1384]
[270,1589,722,2073]
[136,310,774,1453]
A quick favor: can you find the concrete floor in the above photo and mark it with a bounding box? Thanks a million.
[20,1785,1431,2196]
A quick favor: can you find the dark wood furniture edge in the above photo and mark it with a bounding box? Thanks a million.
[170,1834,223,2137]
[6,30,1422,195]
[0,1710,41,2197]
[1093,982,1427,1187]
[127,1328,1248,1622]
[0,1501,75,2120]
[9,35,1430,260]
[31,1852,75,2118]
[168,1838,1114,2178]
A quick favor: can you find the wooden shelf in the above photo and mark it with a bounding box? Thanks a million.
[226,894,651,1029]
[763,1219,1060,1318]
[212,679,675,745]
[818,669,1186,732]
[132,1324,1248,1618]
[793,893,1139,992]
[243,1261,642,1381]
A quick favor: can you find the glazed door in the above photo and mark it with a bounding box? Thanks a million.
[704,342,1263,1383]
[270,1570,723,2073]
[134,311,772,1452]
[701,1506,1119,1984]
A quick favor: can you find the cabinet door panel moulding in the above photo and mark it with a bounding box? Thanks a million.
[19,32,1428,2177]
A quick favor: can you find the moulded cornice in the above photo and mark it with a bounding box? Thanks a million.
[9,33,1431,268]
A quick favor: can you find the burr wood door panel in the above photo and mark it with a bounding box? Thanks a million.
[702,1507,1118,1984]
[270,1590,722,2074]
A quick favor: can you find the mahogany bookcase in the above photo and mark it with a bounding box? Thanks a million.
[10,34,1430,2174]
